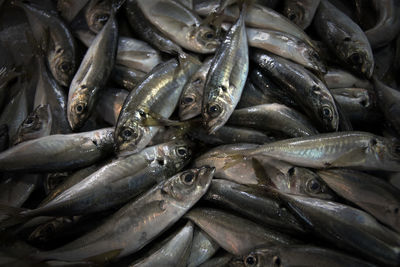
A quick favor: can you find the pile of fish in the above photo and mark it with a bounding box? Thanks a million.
[0,0,400,266]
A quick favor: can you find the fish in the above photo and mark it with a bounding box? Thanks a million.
[13,104,52,145]
[33,166,214,262]
[67,10,118,130]
[204,179,307,234]
[179,58,213,121]
[246,131,400,171]
[129,221,193,267]
[115,58,200,155]
[313,0,374,78]
[228,104,318,137]
[96,88,129,126]
[373,77,400,136]
[14,0,77,87]
[0,128,114,172]
[137,0,219,54]
[251,50,339,132]
[238,245,377,267]
[278,191,400,266]
[282,0,321,29]
[185,208,298,256]
[318,169,400,233]
[187,228,219,267]
[202,3,248,133]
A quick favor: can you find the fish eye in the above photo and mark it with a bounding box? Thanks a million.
[203,32,214,40]
[349,53,361,64]
[306,178,322,193]
[181,171,195,185]
[59,62,71,73]
[121,127,138,141]
[193,78,202,85]
[322,107,332,117]
[182,96,194,104]
[312,52,320,61]
[96,13,109,23]
[176,146,189,157]
[288,13,296,21]
[25,117,35,125]
[208,104,222,118]
[138,110,146,117]
[273,255,281,266]
[245,254,257,266]
[75,103,86,114]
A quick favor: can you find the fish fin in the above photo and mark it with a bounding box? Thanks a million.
[251,157,275,187]
[84,248,123,263]
[328,147,367,168]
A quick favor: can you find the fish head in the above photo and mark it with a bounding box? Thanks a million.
[189,26,220,53]
[157,139,193,174]
[114,116,148,155]
[284,5,304,27]
[288,167,336,200]
[67,86,92,130]
[202,92,231,133]
[14,104,52,145]
[179,82,203,120]
[310,83,339,131]
[48,47,75,87]
[371,136,400,170]
[241,248,282,267]
[85,5,110,33]
[339,38,374,78]
[161,166,215,206]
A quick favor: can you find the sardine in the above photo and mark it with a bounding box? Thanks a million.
[251,50,338,131]
[313,0,374,78]
[34,167,214,262]
[247,131,400,171]
[187,228,219,267]
[202,4,248,133]
[67,11,118,130]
